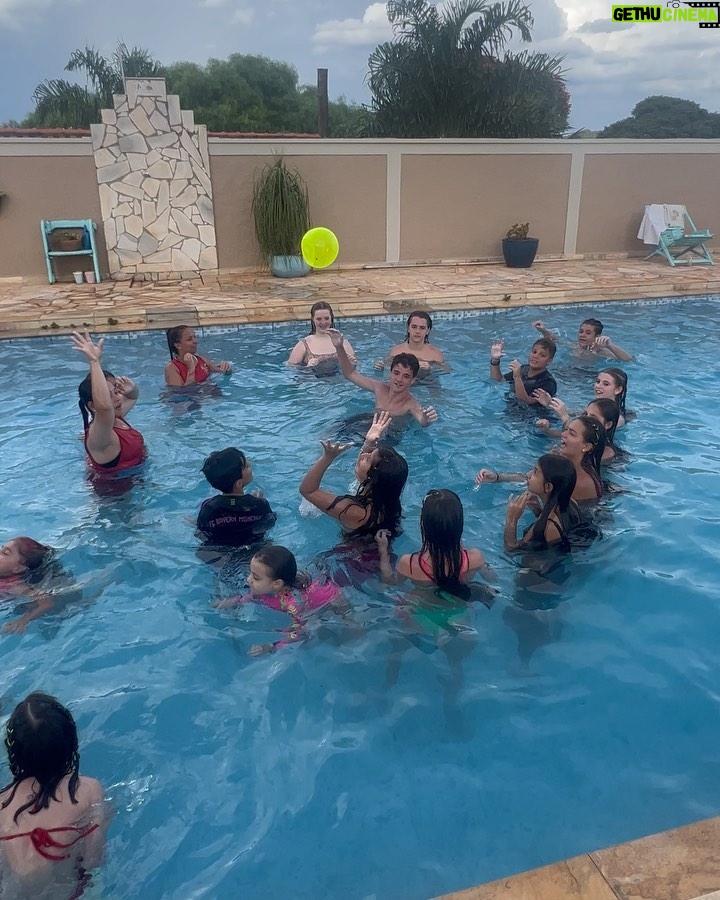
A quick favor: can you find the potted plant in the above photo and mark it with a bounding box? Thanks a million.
[52,230,83,252]
[502,223,539,269]
[251,158,312,278]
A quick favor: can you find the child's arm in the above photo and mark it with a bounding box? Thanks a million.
[533,320,560,343]
[299,441,368,530]
[536,418,562,438]
[2,589,54,634]
[508,359,535,404]
[328,330,377,392]
[475,468,526,485]
[375,529,403,583]
[593,335,633,362]
[250,620,306,656]
[504,492,533,552]
[409,401,438,427]
[489,340,504,381]
[114,376,139,416]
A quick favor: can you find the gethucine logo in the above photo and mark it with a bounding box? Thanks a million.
[612,2,720,26]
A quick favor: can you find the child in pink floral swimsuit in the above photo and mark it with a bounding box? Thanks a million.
[216,545,342,656]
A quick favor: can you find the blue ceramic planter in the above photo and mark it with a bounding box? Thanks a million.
[271,255,311,278]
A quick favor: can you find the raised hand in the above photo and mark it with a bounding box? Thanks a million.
[536,418,551,431]
[375,528,391,552]
[326,328,344,349]
[532,388,552,407]
[532,320,546,332]
[548,397,569,420]
[490,340,504,361]
[475,468,499,485]
[113,376,137,398]
[373,358,385,370]
[320,439,353,460]
[365,411,393,443]
[71,331,103,363]
[506,491,532,520]
[509,359,522,376]
[422,406,438,424]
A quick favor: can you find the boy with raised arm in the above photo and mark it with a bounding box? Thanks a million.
[490,337,557,407]
[327,328,437,426]
[533,317,632,362]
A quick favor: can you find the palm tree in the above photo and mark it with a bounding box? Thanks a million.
[25,44,164,128]
[366,0,569,138]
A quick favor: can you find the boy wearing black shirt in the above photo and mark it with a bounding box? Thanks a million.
[490,337,557,406]
[197,447,276,546]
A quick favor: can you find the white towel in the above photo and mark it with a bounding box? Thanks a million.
[664,204,686,228]
[637,205,668,244]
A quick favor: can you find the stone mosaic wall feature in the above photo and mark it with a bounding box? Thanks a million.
[90,78,218,280]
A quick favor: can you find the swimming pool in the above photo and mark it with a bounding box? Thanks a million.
[1,296,720,899]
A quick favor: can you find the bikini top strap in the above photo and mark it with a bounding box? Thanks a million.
[0,823,99,861]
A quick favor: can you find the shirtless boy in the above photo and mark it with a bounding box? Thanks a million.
[534,318,632,362]
[328,329,437,426]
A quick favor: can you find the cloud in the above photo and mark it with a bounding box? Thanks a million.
[577,18,633,33]
[200,0,229,6]
[312,3,391,49]
[231,7,253,24]
[0,0,54,28]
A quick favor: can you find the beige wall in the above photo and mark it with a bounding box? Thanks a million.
[1,138,718,279]
[576,153,720,254]
[400,153,571,259]
[210,153,387,268]
[0,151,107,279]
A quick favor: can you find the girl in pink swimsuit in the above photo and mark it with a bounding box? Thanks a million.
[0,692,108,900]
[0,537,54,634]
[216,545,343,656]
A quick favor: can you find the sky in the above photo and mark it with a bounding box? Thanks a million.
[1,0,719,131]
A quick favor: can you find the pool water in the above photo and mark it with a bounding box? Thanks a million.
[2,297,720,899]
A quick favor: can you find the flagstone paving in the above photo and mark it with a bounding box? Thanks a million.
[0,256,717,338]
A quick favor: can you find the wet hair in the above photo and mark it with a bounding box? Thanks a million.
[390,353,420,377]
[581,318,603,336]
[571,415,605,496]
[599,367,628,415]
[527,455,577,549]
[9,538,52,584]
[532,338,557,359]
[308,302,335,335]
[417,489,469,599]
[166,325,194,360]
[77,369,115,429]
[202,447,247,493]
[252,545,310,590]
[405,311,433,344]
[328,447,408,540]
[1,692,80,824]
[586,398,620,447]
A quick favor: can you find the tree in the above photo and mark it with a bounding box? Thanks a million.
[25,44,164,128]
[366,0,570,138]
[598,96,720,139]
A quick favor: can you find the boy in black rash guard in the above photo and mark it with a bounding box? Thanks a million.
[197,448,276,546]
[490,337,557,407]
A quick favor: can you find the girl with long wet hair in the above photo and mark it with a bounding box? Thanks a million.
[504,455,580,552]
[73,331,146,474]
[0,692,107,897]
[376,489,493,598]
[300,412,408,539]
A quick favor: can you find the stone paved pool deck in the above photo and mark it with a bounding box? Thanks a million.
[3,255,719,898]
[1,255,718,338]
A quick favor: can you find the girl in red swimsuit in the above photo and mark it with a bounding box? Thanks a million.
[73,331,147,475]
[0,692,107,899]
[164,325,232,386]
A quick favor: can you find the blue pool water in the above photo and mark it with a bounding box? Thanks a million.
[2,297,720,899]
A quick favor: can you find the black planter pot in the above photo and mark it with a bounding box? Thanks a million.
[502,238,539,268]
